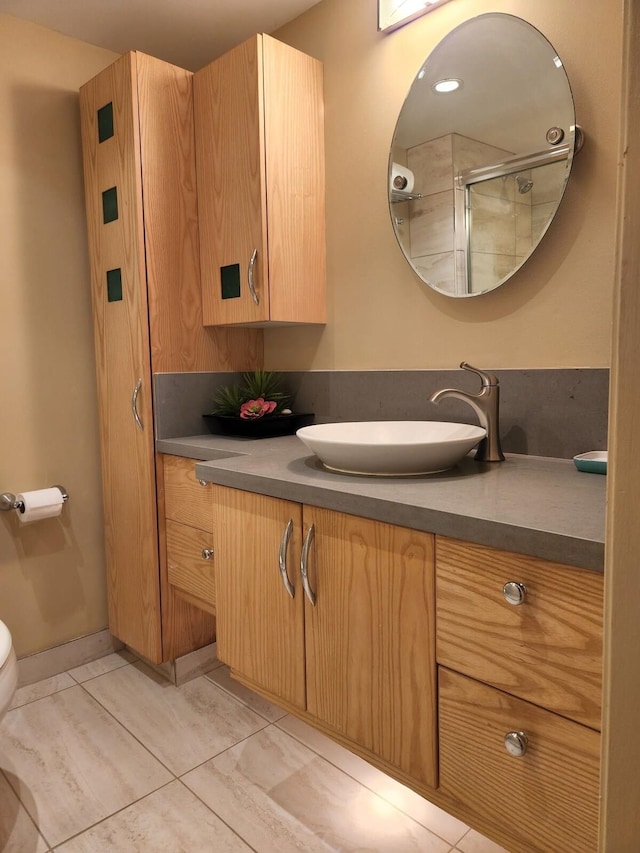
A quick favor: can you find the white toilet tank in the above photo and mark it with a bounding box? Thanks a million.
[0,619,17,720]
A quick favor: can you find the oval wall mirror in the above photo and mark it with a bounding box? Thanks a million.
[389,13,579,297]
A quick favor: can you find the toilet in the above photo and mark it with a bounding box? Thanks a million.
[0,620,17,720]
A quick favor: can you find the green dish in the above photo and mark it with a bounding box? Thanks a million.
[573,451,607,475]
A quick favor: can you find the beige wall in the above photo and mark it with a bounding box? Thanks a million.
[0,2,621,657]
[0,15,118,656]
[268,0,622,369]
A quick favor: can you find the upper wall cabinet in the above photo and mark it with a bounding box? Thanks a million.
[194,34,326,326]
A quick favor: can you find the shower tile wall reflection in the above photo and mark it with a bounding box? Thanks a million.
[396,132,568,295]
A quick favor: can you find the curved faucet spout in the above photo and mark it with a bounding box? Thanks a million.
[428,363,505,462]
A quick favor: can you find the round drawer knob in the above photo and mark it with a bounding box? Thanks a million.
[198,479,207,486]
[504,731,529,757]
[201,548,214,560]
[503,581,527,605]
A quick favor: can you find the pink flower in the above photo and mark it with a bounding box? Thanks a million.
[239,398,277,420]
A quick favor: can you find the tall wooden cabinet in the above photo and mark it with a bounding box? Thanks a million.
[211,485,437,789]
[194,34,326,326]
[79,53,260,663]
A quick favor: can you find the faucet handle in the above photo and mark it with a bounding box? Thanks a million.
[460,362,499,387]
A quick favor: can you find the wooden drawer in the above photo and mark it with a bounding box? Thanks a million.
[439,668,600,853]
[436,536,603,729]
[163,455,213,532]
[166,519,216,614]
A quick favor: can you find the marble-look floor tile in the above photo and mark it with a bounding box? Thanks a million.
[83,661,268,775]
[9,672,75,710]
[0,685,172,847]
[0,772,48,852]
[204,665,288,723]
[183,725,451,853]
[54,780,252,852]
[456,828,511,853]
[277,714,469,846]
[67,650,135,683]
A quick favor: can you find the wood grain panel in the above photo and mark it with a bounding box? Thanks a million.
[80,54,162,662]
[166,520,216,613]
[136,53,262,370]
[439,668,600,853]
[436,536,603,729]
[304,507,437,789]
[194,36,269,325]
[211,485,306,709]
[263,34,326,323]
[163,454,213,532]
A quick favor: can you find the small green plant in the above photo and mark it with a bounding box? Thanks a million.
[212,371,291,419]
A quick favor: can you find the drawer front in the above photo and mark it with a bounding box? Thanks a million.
[439,668,600,853]
[163,455,213,532]
[436,536,603,729]
[166,519,216,612]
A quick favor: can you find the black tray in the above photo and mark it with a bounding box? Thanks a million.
[202,412,314,438]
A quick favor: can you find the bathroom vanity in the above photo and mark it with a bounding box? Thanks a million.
[156,434,605,853]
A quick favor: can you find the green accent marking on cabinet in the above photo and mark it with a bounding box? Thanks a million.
[102,187,118,223]
[106,268,123,302]
[97,102,114,142]
[221,264,241,299]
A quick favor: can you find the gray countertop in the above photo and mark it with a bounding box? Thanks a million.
[156,434,607,572]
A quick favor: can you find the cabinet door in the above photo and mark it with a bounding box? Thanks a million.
[194,36,269,325]
[212,485,305,709]
[80,54,161,661]
[303,507,437,789]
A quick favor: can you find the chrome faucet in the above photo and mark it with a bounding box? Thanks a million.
[428,362,505,462]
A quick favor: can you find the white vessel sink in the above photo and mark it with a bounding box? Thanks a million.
[296,421,487,476]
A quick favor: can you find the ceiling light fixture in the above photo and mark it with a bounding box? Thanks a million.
[378,0,454,33]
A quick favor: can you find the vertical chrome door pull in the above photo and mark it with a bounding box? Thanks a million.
[300,524,317,606]
[248,248,260,305]
[131,378,143,430]
[278,519,295,598]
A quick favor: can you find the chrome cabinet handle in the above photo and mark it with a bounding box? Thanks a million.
[504,731,529,757]
[198,479,207,487]
[278,519,295,599]
[300,524,317,606]
[248,248,259,305]
[131,378,143,431]
[503,581,527,606]
[202,548,214,560]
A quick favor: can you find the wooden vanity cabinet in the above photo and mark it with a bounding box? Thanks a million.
[212,485,437,789]
[436,536,604,853]
[79,54,259,663]
[194,34,326,327]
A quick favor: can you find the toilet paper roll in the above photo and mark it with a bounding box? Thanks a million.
[390,162,415,194]
[16,488,64,524]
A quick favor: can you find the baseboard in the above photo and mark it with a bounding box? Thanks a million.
[17,629,124,687]
[125,641,220,686]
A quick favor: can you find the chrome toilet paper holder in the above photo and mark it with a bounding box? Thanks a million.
[0,485,69,513]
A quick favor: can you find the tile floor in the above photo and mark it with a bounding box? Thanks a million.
[0,650,510,852]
